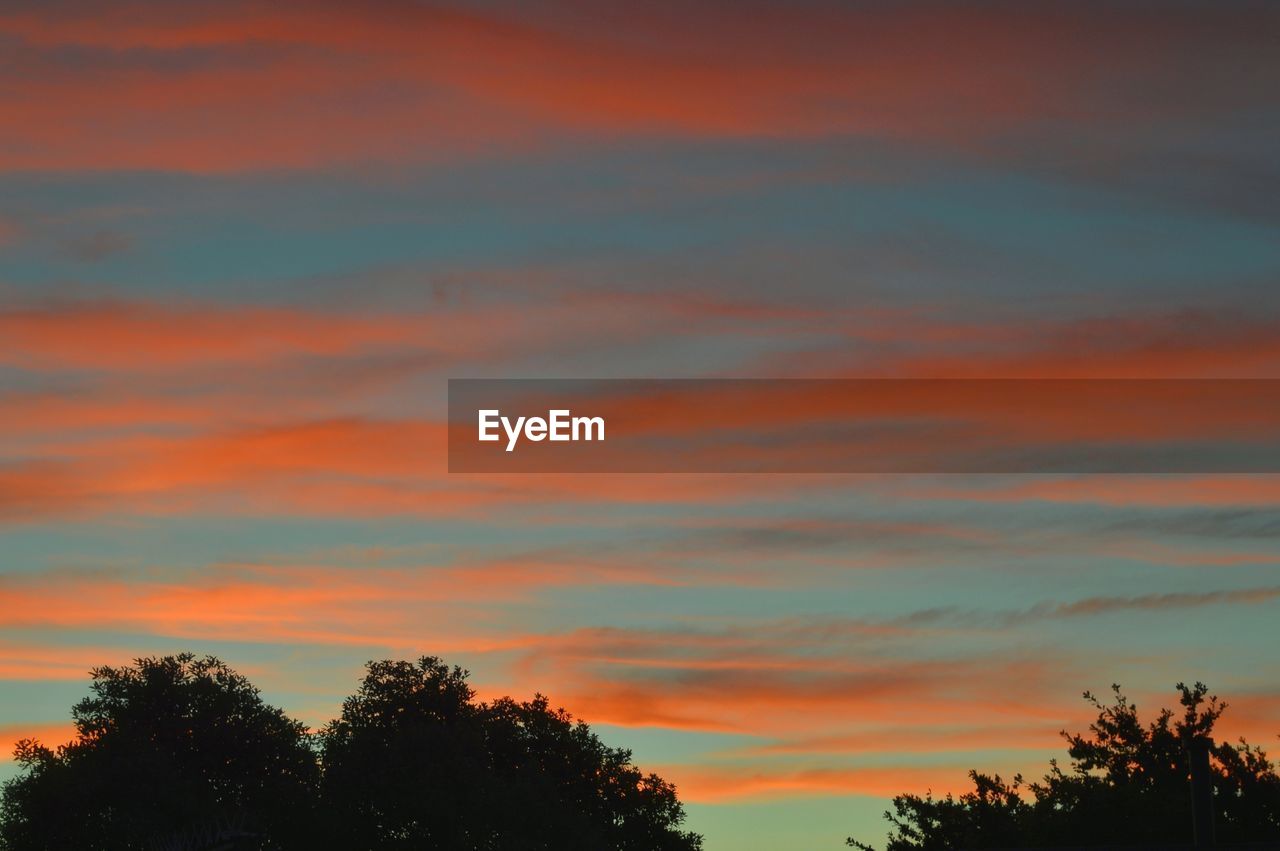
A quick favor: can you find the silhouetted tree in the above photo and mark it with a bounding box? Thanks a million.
[318,656,703,850]
[849,682,1280,849]
[0,653,700,851]
[0,653,319,851]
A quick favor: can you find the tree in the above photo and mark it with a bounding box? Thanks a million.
[0,653,701,850]
[318,656,703,851]
[849,682,1280,849]
[0,653,320,851]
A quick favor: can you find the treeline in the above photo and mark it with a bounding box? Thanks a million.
[8,656,1280,851]
[851,683,1280,850]
[0,654,702,851]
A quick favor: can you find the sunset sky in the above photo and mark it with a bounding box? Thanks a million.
[2,1,1280,847]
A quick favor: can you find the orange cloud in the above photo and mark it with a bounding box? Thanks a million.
[0,559,703,655]
[0,461,96,521]
[0,642,108,681]
[658,763,981,803]
[550,662,1077,735]
[1,419,453,522]
[742,724,1067,757]
[0,1,1270,172]
[658,691,1280,804]
[0,723,78,761]
[451,377,1280,475]
[0,300,513,371]
[0,293,797,373]
[0,390,219,439]
[2,398,861,522]
[4,299,1279,524]
[1213,691,1280,738]
[498,619,1077,735]
[0,564,1078,740]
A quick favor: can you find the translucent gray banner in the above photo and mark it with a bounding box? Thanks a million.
[448,379,1280,473]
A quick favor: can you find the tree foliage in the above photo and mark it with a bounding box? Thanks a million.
[318,657,702,850]
[0,653,319,850]
[850,682,1280,850]
[0,654,701,851]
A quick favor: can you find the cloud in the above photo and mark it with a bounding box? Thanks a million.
[0,410,850,523]
[0,461,97,522]
[0,641,110,681]
[0,301,432,371]
[657,763,980,803]
[753,309,1280,380]
[498,617,1079,734]
[0,293,802,373]
[879,311,1280,379]
[0,558,704,655]
[1,568,1274,805]
[0,723,78,761]
[0,567,1071,737]
[995,587,1280,625]
[742,724,1065,757]
[921,476,1280,508]
[0,1,1273,172]
[452,374,1280,476]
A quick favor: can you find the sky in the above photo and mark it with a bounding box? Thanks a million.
[2,1,1280,847]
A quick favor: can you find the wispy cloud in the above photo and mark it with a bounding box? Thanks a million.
[1,2,1273,172]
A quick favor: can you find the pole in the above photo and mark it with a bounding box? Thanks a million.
[1187,736,1215,848]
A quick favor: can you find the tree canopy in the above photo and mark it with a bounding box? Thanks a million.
[319,657,701,850]
[0,653,701,851]
[850,682,1280,850]
[0,653,319,850]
